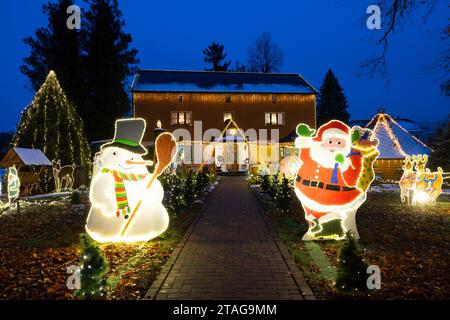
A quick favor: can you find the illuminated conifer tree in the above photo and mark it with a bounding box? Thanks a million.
[335,231,369,296]
[274,176,293,213]
[12,70,91,168]
[75,233,109,299]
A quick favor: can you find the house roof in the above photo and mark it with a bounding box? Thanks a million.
[351,117,422,132]
[130,70,317,94]
[394,118,422,132]
[0,148,52,168]
[365,113,431,159]
[281,114,433,153]
[279,129,297,143]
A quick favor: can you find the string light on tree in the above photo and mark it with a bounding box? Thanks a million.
[335,231,369,296]
[75,233,108,300]
[11,70,90,192]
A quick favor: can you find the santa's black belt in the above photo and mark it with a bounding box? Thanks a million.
[295,175,356,192]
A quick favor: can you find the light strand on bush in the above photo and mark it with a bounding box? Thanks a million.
[75,233,109,300]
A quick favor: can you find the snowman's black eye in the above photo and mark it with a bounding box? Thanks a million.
[337,141,341,145]
[113,152,117,156]
[329,140,332,144]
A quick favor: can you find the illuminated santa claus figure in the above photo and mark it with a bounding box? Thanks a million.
[294,120,378,240]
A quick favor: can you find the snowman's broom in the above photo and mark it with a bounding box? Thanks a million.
[120,132,177,237]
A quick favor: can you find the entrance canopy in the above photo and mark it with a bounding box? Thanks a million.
[214,135,248,143]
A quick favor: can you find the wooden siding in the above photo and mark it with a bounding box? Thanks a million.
[133,92,316,141]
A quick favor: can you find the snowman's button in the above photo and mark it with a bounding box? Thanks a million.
[314,175,319,179]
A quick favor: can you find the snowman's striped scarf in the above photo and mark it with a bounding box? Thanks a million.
[101,168,148,218]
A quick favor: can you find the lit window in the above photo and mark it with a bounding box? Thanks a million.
[171,111,192,125]
[223,112,233,122]
[265,112,285,125]
[271,113,277,124]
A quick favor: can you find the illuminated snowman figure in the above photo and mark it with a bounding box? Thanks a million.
[86,118,169,243]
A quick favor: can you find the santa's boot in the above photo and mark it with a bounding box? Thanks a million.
[314,218,345,239]
[302,217,321,241]
[310,218,321,233]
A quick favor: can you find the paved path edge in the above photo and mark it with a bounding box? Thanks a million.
[144,179,316,301]
[249,187,316,300]
[144,186,215,300]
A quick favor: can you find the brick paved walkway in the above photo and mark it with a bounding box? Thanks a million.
[145,176,314,300]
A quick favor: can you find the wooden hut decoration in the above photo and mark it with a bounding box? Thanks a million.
[365,112,432,181]
[0,148,52,195]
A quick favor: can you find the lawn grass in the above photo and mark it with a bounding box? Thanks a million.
[0,191,208,299]
[252,185,450,299]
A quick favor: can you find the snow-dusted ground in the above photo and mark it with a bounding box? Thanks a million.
[368,183,450,195]
[368,184,400,193]
[21,191,72,200]
[20,190,89,201]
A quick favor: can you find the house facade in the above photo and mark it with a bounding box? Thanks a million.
[130,70,317,173]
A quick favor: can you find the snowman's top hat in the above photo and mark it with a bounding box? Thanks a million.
[101,118,147,155]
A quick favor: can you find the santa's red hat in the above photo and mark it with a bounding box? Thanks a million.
[313,120,350,142]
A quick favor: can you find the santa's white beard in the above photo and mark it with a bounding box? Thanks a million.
[309,141,350,169]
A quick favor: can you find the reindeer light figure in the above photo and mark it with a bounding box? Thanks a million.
[413,155,443,205]
[399,154,444,205]
[53,160,76,192]
[399,155,416,203]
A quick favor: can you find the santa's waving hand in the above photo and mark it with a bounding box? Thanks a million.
[294,120,367,240]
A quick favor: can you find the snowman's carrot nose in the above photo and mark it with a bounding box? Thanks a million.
[125,160,154,166]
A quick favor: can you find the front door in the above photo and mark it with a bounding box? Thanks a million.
[226,142,239,172]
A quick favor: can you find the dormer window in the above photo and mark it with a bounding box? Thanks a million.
[223,111,233,122]
[225,95,232,103]
[178,96,183,103]
[272,95,278,103]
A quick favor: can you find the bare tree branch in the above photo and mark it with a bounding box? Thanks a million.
[358,0,448,94]
[247,32,283,73]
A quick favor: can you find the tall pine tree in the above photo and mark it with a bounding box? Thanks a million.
[83,0,139,141]
[21,0,84,110]
[429,118,450,172]
[202,42,231,71]
[316,69,350,126]
[12,70,91,168]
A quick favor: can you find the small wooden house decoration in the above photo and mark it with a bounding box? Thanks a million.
[0,148,52,195]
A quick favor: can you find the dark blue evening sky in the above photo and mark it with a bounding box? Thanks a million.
[1,0,448,132]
